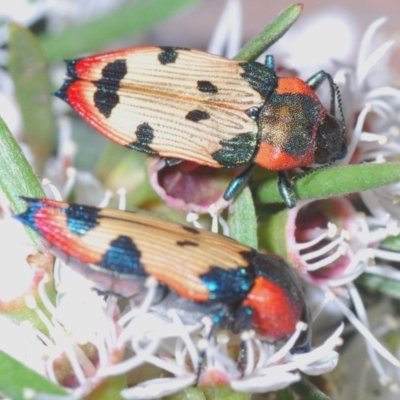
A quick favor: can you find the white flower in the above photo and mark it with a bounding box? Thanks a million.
[336,18,400,222]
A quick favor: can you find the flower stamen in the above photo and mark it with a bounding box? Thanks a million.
[296,222,338,251]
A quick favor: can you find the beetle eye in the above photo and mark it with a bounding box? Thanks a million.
[315,114,347,164]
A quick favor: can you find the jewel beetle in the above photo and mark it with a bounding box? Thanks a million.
[15,197,310,352]
[54,46,347,208]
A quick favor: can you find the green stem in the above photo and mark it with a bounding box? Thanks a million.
[234,3,303,62]
[257,162,400,205]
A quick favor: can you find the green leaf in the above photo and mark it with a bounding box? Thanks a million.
[165,385,252,400]
[8,23,56,172]
[165,386,206,400]
[234,3,303,62]
[84,375,126,400]
[257,163,400,205]
[228,186,258,249]
[202,386,252,400]
[0,116,45,249]
[277,387,295,400]
[258,209,289,261]
[381,234,400,252]
[291,378,331,400]
[0,350,67,399]
[40,0,200,62]
[358,273,400,301]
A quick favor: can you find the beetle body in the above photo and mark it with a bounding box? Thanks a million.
[55,47,347,208]
[15,197,310,350]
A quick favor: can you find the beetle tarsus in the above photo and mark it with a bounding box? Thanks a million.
[164,157,182,167]
[223,164,256,201]
[278,171,297,208]
[264,54,275,71]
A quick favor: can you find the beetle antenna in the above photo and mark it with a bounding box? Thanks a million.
[325,72,346,134]
[323,73,336,116]
[334,82,346,133]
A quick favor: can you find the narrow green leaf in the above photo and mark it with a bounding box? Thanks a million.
[0,116,45,248]
[40,0,200,62]
[202,386,252,400]
[358,273,400,301]
[8,23,56,172]
[0,350,67,399]
[166,385,251,400]
[85,375,126,400]
[228,186,258,249]
[234,3,303,62]
[381,234,400,252]
[165,386,206,400]
[3,276,57,335]
[291,378,331,400]
[277,387,295,400]
[257,163,400,205]
[258,209,289,261]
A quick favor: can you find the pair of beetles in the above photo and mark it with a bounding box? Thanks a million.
[16,46,347,369]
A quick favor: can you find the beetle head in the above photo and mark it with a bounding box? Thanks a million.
[314,113,347,165]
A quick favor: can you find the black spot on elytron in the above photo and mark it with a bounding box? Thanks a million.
[185,109,210,122]
[182,226,200,235]
[239,61,277,99]
[100,235,147,276]
[93,59,127,118]
[197,80,218,93]
[176,240,199,247]
[66,204,100,236]
[212,132,257,168]
[259,93,319,157]
[53,80,71,104]
[158,47,180,65]
[13,198,43,232]
[65,59,79,79]
[126,123,158,154]
[200,266,254,302]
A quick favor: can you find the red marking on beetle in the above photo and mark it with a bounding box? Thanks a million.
[276,77,319,98]
[255,142,314,170]
[33,207,102,265]
[243,276,301,340]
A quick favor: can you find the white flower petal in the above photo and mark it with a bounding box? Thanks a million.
[300,351,339,375]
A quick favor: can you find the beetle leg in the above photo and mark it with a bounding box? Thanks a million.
[223,164,256,201]
[306,70,330,90]
[232,305,254,374]
[164,157,182,167]
[291,304,312,354]
[194,309,230,385]
[278,171,297,208]
[264,54,276,71]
